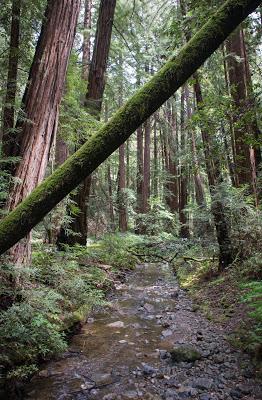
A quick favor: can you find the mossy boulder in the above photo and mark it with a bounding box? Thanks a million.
[170,345,202,363]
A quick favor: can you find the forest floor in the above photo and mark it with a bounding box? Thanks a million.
[20,261,262,400]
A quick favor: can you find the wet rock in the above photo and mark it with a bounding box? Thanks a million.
[92,373,113,386]
[102,394,117,400]
[230,389,243,399]
[162,321,171,328]
[80,381,95,390]
[161,329,173,338]
[142,363,158,376]
[165,388,180,400]
[192,377,213,390]
[121,390,139,399]
[143,303,155,313]
[38,369,49,378]
[199,394,212,400]
[236,384,251,395]
[166,377,180,388]
[171,291,179,299]
[159,349,170,360]
[107,321,125,328]
[170,346,202,363]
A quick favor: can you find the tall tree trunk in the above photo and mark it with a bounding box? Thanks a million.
[179,86,190,238]
[153,115,159,198]
[6,0,80,265]
[118,143,128,232]
[107,164,115,229]
[226,27,252,186]
[241,27,262,173]
[82,0,92,81]
[194,74,233,269]
[63,0,116,245]
[2,0,21,159]
[135,125,144,233]
[0,0,260,256]
[142,118,151,213]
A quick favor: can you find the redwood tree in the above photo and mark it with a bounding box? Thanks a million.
[0,0,260,256]
[6,0,81,265]
[2,0,21,159]
[62,0,117,245]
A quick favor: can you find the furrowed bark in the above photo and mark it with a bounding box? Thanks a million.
[0,0,260,255]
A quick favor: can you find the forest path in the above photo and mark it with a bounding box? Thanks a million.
[24,263,261,400]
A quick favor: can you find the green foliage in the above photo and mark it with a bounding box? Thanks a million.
[241,281,262,356]
[0,234,138,379]
[137,198,179,235]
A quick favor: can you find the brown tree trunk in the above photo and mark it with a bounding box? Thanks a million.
[226,27,252,186]
[135,125,144,233]
[153,116,158,198]
[6,0,80,265]
[107,164,115,229]
[82,0,92,81]
[2,0,21,159]
[64,0,116,245]
[241,27,262,174]
[179,86,190,238]
[118,143,128,232]
[194,74,233,269]
[142,118,151,213]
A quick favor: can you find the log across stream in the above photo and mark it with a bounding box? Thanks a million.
[22,263,261,400]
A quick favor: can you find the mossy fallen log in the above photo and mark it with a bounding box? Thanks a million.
[0,0,261,255]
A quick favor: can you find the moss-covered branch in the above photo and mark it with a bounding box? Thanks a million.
[0,0,261,255]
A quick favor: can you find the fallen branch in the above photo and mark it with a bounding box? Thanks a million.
[183,256,218,263]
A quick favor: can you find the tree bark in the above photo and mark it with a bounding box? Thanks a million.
[226,27,252,186]
[179,86,190,238]
[6,0,81,264]
[118,143,128,232]
[2,0,21,159]
[82,0,92,81]
[0,0,260,256]
[142,118,151,213]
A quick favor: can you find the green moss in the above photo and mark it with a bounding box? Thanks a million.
[0,0,260,255]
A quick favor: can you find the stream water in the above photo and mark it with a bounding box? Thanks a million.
[22,263,261,400]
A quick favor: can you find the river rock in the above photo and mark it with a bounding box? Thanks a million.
[92,373,113,386]
[170,346,202,363]
[142,363,158,376]
[161,329,173,338]
[143,303,155,312]
[165,388,180,399]
[107,321,125,328]
[192,377,214,390]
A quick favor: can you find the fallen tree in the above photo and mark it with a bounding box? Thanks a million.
[0,0,261,255]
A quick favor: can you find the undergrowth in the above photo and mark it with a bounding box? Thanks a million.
[0,233,139,382]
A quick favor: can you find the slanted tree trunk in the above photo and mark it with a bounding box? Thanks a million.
[0,0,260,256]
[2,0,21,160]
[6,0,80,265]
[62,0,116,245]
